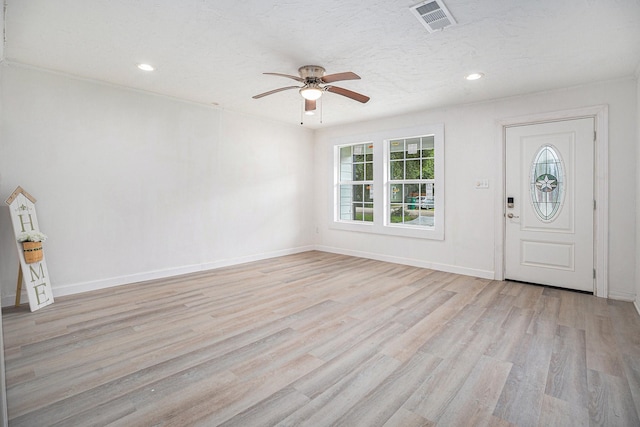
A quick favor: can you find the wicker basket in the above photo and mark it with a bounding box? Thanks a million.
[22,241,43,264]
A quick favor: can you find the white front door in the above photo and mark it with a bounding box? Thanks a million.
[505,118,595,292]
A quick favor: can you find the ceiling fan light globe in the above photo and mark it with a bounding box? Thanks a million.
[300,87,323,100]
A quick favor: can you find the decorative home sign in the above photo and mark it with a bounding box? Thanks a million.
[5,186,54,312]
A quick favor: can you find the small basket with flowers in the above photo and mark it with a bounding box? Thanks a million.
[17,231,47,264]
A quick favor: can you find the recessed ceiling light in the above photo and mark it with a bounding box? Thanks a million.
[137,63,155,71]
[465,72,484,81]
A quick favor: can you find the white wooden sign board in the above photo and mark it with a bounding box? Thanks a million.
[5,186,54,312]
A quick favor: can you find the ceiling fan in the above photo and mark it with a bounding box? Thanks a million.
[252,65,370,113]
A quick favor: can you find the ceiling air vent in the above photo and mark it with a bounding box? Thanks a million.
[410,0,457,33]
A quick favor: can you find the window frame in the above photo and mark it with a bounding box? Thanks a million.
[336,142,375,224]
[387,135,436,229]
[331,124,444,240]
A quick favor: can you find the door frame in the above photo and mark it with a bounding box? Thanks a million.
[495,105,609,297]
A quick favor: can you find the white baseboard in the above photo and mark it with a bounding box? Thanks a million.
[314,245,495,280]
[197,246,314,271]
[2,246,314,307]
[607,290,637,302]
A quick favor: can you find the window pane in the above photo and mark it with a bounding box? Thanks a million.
[422,158,434,179]
[364,208,374,221]
[390,140,404,160]
[406,183,420,200]
[428,184,437,227]
[364,185,374,202]
[421,136,434,157]
[390,183,403,203]
[406,160,420,179]
[406,138,420,158]
[389,203,405,223]
[352,184,364,202]
[413,209,435,226]
[417,183,435,212]
[365,143,374,162]
[340,163,352,180]
[340,146,352,159]
[354,163,365,181]
[390,161,404,180]
[530,145,563,221]
[365,163,373,181]
[353,143,365,162]
[339,185,353,220]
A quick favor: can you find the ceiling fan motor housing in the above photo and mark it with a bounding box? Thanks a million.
[299,65,326,82]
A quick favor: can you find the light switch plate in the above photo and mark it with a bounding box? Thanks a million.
[475,179,489,189]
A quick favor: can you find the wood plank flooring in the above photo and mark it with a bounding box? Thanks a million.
[2,251,640,426]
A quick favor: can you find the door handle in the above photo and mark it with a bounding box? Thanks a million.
[507,213,519,218]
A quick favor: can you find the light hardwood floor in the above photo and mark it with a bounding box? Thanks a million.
[2,251,640,426]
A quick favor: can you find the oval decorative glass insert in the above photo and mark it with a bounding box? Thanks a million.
[530,145,564,221]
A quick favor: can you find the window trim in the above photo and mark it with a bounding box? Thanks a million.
[330,124,444,240]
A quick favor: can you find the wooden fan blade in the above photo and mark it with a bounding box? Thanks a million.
[252,86,300,99]
[321,71,361,83]
[263,72,305,83]
[325,86,370,103]
[305,99,316,111]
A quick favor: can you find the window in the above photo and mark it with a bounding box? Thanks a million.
[332,124,444,240]
[530,145,564,221]
[337,142,374,223]
[388,135,435,227]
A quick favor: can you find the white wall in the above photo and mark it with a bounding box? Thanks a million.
[636,65,640,313]
[0,63,315,305]
[0,1,3,62]
[0,6,8,427]
[315,78,638,300]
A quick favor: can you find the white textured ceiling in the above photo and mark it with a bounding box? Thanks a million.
[4,0,640,128]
